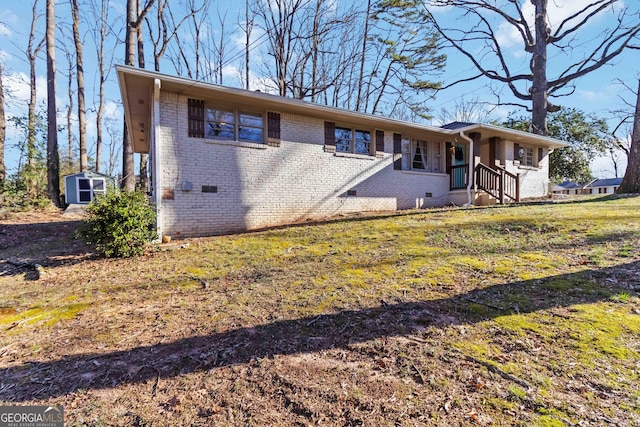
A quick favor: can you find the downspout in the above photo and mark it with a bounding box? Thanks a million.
[153,78,163,240]
[459,131,474,206]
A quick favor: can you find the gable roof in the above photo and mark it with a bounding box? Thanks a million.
[557,181,583,189]
[440,121,476,130]
[116,65,568,153]
[63,170,113,179]
[557,178,622,189]
[587,178,622,188]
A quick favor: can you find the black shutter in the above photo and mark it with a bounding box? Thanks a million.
[393,133,402,170]
[324,121,336,152]
[188,98,205,138]
[538,147,543,166]
[267,112,281,147]
[375,130,385,152]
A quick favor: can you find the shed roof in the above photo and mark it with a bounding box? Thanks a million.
[63,170,113,179]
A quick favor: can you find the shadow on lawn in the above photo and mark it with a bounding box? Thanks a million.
[0,220,95,279]
[2,259,639,402]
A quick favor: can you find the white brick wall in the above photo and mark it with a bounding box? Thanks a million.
[156,93,450,237]
[504,141,550,200]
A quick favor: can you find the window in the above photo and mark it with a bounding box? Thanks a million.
[206,108,263,143]
[335,126,371,155]
[206,108,235,140]
[515,143,536,167]
[188,98,277,145]
[409,139,443,172]
[77,177,106,203]
[523,147,534,166]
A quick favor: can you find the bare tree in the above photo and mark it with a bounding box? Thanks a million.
[70,0,87,172]
[254,0,310,96]
[167,0,210,79]
[104,115,121,177]
[137,0,149,193]
[242,0,256,90]
[146,0,201,72]
[355,0,372,110]
[64,49,75,168]
[26,0,44,195]
[46,0,61,206]
[437,96,496,125]
[424,0,640,135]
[618,79,640,193]
[88,0,119,174]
[0,64,5,183]
[122,0,155,191]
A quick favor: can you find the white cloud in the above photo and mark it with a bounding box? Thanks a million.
[0,22,10,37]
[104,101,121,120]
[3,71,47,115]
[0,9,18,36]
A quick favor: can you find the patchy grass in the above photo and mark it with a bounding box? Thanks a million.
[1,196,640,426]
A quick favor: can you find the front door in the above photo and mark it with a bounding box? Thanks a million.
[450,143,467,189]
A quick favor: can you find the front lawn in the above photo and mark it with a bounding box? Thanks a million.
[1,196,639,426]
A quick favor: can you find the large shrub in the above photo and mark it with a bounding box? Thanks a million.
[78,191,157,258]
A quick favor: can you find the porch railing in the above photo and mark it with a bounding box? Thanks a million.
[450,164,469,190]
[475,163,520,203]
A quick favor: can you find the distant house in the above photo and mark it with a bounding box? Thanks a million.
[63,171,116,205]
[116,65,568,238]
[553,178,622,195]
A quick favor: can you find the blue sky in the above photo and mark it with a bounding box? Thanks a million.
[0,0,638,178]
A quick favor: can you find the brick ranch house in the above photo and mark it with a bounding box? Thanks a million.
[117,65,567,238]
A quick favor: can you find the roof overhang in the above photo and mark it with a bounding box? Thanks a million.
[448,123,568,150]
[116,65,568,153]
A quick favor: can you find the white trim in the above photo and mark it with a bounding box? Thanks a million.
[153,78,163,240]
[76,176,106,204]
[204,138,268,150]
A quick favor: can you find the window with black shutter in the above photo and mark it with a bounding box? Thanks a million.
[375,130,384,153]
[188,98,205,138]
[324,121,336,152]
[393,133,402,170]
[267,112,281,147]
[538,147,543,167]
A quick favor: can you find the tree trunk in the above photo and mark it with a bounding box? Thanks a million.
[46,0,61,207]
[92,0,111,174]
[530,0,549,136]
[26,0,42,196]
[618,79,640,193]
[137,1,149,193]
[0,64,5,183]
[355,0,371,112]
[245,0,251,90]
[71,0,87,172]
[66,53,74,168]
[122,0,137,191]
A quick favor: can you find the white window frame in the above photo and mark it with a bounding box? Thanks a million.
[77,177,106,203]
[406,139,443,173]
[335,126,372,155]
[205,107,265,144]
[515,144,540,168]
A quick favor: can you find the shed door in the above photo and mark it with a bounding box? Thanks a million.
[77,177,106,203]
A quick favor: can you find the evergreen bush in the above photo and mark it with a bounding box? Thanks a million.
[78,191,157,258]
